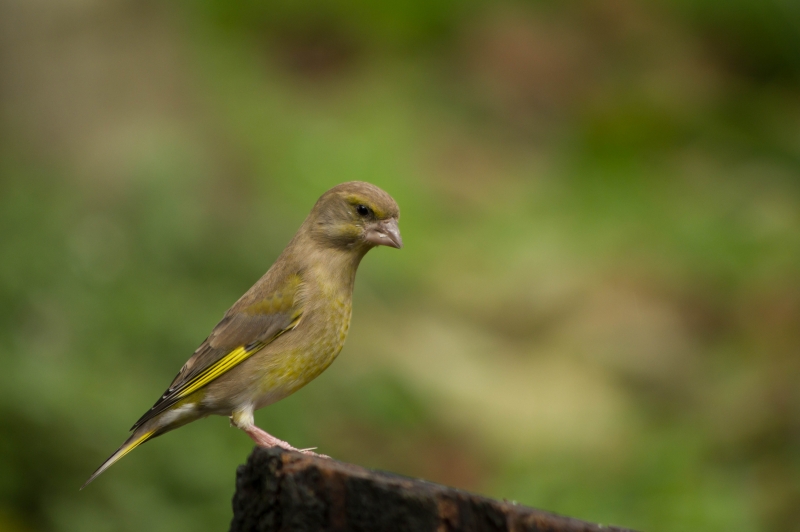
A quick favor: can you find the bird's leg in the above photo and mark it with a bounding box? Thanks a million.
[242,424,295,450]
[243,425,329,459]
[230,411,328,458]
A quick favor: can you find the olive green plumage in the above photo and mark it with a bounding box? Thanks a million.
[83,181,402,488]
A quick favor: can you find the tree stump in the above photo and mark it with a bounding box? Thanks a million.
[230,447,638,532]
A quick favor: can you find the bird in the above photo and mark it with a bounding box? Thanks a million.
[82,181,402,488]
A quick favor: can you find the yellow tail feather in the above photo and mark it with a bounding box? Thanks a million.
[81,429,155,489]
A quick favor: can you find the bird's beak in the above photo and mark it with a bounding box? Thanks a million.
[364,218,403,249]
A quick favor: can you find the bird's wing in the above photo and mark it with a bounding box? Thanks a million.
[130,273,305,430]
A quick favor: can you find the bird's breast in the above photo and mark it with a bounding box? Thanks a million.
[304,293,352,367]
[254,292,352,404]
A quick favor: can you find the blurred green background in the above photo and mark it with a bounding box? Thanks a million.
[1,0,799,531]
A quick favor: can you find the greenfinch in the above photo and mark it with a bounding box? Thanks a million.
[83,181,402,488]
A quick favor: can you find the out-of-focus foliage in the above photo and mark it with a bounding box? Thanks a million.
[0,0,799,531]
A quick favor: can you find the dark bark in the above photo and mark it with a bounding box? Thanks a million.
[230,447,638,532]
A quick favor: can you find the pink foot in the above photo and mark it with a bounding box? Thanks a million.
[242,425,329,458]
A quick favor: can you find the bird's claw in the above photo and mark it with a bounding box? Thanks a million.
[298,447,329,459]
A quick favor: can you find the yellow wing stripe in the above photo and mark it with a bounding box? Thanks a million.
[177,344,263,399]
[175,313,302,399]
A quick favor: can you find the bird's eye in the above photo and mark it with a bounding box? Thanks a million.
[356,204,371,216]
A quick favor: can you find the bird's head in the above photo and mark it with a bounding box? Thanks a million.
[306,181,402,252]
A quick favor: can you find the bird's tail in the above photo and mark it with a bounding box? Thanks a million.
[81,425,158,489]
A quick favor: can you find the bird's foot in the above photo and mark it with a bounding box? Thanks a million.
[242,425,329,458]
[298,447,329,458]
